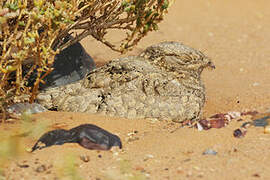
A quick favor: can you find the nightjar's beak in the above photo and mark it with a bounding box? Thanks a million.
[205,59,215,70]
[208,61,215,69]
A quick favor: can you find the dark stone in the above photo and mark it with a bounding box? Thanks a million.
[31,124,122,152]
[23,36,96,89]
[40,37,96,89]
[202,149,217,155]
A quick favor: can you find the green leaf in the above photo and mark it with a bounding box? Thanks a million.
[18,21,25,26]
[8,3,19,11]
[24,37,35,44]
[161,0,169,10]
[152,23,158,30]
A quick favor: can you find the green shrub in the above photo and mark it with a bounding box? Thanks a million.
[0,0,171,117]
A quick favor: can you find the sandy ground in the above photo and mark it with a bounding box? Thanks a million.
[1,0,270,179]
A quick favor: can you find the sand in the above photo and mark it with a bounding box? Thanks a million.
[1,0,270,179]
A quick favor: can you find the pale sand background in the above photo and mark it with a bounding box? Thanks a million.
[2,0,270,179]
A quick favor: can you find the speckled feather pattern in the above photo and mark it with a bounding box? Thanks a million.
[37,42,214,122]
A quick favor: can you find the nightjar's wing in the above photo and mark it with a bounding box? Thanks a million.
[82,56,154,89]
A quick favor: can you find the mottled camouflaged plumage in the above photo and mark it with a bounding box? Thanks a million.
[37,42,214,122]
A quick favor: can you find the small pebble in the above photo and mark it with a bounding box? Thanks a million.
[127,136,139,142]
[253,116,270,127]
[197,119,211,130]
[143,154,154,161]
[196,122,204,131]
[202,149,217,155]
[35,165,47,173]
[135,166,145,172]
[233,128,246,138]
[177,167,184,174]
[26,147,32,152]
[241,111,258,116]
[145,173,150,177]
[146,154,154,158]
[210,113,226,119]
[227,111,241,119]
[210,119,226,128]
[17,163,29,168]
[252,173,260,178]
[197,174,204,178]
[80,155,90,162]
[182,158,191,162]
[252,82,260,86]
[264,126,270,134]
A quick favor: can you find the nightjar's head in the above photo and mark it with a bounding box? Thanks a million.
[140,41,215,77]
